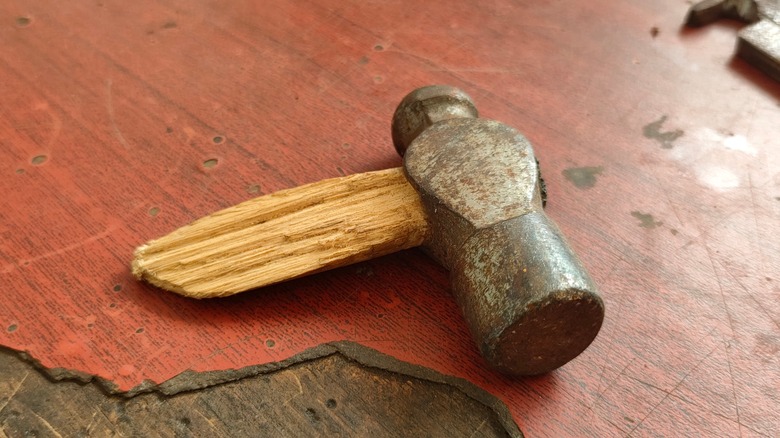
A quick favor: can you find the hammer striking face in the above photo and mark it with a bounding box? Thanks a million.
[133,85,604,376]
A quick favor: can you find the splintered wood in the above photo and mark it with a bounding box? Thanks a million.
[132,168,428,298]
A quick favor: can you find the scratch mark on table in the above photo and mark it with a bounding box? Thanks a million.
[468,418,487,438]
[702,238,737,339]
[747,173,768,284]
[316,65,355,96]
[716,257,780,330]
[83,410,99,434]
[681,209,742,249]
[0,227,118,274]
[280,369,304,406]
[97,406,125,438]
[426,66,519,74]
[648,170,686,233]
[589,357,636,411]
[183,392,200,413]
[195,409,219,431]
[428,39,471,66]
[722,335,743,438]
[742,98,761,140]
[627,340,721,435]
[33,102,62,149]
[29,409,64,438]
[106,79,130,149]
[0,371,29,414]
[136,346,173,375]
[590,259,626,402]
[625,372,763,436]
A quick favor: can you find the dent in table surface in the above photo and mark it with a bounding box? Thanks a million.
[0,0,778,436]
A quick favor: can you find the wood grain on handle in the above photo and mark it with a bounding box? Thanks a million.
[132,168,428,298]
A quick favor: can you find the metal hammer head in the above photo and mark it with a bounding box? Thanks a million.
[392,85,604,375]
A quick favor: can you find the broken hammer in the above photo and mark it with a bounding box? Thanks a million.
[133,85,604,375]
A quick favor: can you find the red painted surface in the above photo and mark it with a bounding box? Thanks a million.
[1,0,778,435]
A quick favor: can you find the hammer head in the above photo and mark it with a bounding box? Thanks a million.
[392,85,604,375]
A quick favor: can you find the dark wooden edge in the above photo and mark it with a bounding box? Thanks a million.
[2,342,523,437]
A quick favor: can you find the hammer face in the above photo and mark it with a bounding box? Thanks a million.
[452,213,604,375]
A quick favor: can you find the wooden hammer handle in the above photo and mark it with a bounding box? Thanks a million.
[132,168,428,298]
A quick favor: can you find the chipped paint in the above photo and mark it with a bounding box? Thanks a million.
[562,166,603,189]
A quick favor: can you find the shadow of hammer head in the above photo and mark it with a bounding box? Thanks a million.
[392,85,604,375]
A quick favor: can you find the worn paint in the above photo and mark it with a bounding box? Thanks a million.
[667,127,751,192]
[643,115,684,149]
[631,211,662,229]
[562,166,603,189]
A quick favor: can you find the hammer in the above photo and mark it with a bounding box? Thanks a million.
[133,85,604,375]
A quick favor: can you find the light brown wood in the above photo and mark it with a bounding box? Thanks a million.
[131,168,428,298]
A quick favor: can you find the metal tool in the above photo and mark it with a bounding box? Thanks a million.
[134,85,605,375]
[686,0,780,82]
[392,86,603,375]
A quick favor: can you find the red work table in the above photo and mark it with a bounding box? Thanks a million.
[1,0,778,436]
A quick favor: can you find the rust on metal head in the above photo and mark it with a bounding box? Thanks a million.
[393,85,604,375]
[451,214,603,375]
[404,118,539,268]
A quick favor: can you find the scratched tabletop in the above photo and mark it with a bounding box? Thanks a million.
[1,0,779,436]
